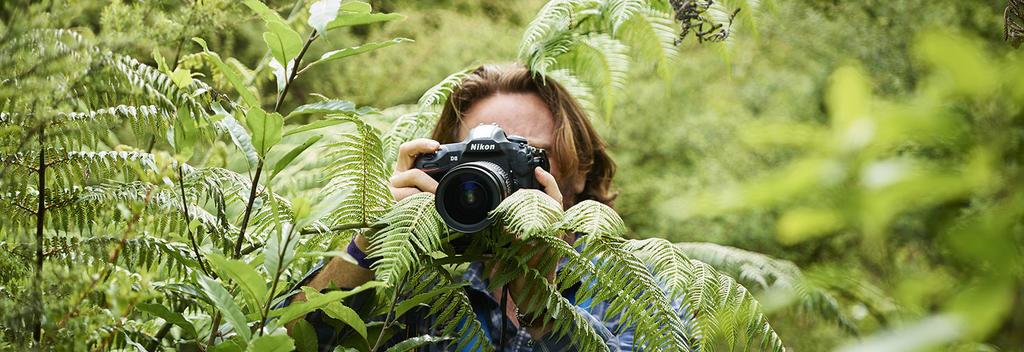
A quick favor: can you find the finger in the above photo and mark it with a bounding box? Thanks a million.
[390,186,422,202]
[389,169,439,193]
[534,167,562,207]
[395,138,441,172]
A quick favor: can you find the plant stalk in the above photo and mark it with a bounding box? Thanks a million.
[33,127,45,344]
[233,30,317,260]
[179,164,211,275]
[233,159,264,259]
[371,278,405,352]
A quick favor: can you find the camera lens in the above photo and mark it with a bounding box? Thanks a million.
[435,161,513,233]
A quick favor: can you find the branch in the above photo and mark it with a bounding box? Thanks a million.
[234,29,318,259]
[298,222,385,235]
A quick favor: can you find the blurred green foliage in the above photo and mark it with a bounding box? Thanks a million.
[2,0,1022,350]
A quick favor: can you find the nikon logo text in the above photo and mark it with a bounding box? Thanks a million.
[469,144,495,151]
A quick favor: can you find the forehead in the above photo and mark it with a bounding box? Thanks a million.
[458,92,554,147]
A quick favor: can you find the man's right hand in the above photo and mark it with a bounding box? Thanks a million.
[388,138,441,202]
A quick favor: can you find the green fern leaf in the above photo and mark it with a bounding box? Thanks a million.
[367,193,444,286]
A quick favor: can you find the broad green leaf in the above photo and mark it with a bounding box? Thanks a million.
[264,225,297,277]
[325,13,406,31]
[247,334,294,352]
[220,111,260,168]
[207,254,268,311]
[153,48,170,75]
[173,106,196,159]
[263,21,303,69]
[395,283,468,316]
[305,38,411,69]
[269,282,381,323]
[270,134,323,181]
[246,108,283,157]
[136,303,197,337]
[282,118,346,137]
[291,319,318,352]
[243,0,287,24]
[171,68,193,89]
[288,100,356,116]
[339,1,371,13]
[383,335,453,352]
[308,0,341,34]
[321,301,366,339]
[198,42,261,108]
[199,276,251,342]
[210,340,243,352]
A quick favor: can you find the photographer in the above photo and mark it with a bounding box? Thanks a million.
[287,63,629,351]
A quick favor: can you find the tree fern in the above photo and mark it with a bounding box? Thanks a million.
[418,68,473,111]
[366,193,446,287]
[624,238,786,351]
[312,117,393,252]
[408,267,495,352]
[675,242,858,335]
[383,111,438,169]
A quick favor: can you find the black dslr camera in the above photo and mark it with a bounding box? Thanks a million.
[414,124,550,233]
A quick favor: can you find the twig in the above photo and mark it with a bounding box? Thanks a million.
[33,127,45,344]
[371,278,405,352]
[233,159,264,259]
[179,164,212,275]
[298,222,385,235]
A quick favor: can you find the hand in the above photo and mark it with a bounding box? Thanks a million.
[507,167,563,338]
[388,138,441,202]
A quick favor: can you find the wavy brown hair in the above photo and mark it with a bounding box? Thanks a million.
[430,63,617,207]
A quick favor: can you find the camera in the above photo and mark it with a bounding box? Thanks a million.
[414,124,550,233]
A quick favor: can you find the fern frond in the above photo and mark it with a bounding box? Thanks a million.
[497,198,691,350]
[410,268,494,352]
[624,238,786,352]
[560,200,625,238]
[616,7,679,79]
[492,237,610,352]
[546,69,598,118]
[383,111,438,169]
[105,55,212,119]
[555,33,629,118]
[367,193,444,287]
[525,29,578,77]
[675,242,857,335]
[491,190,564,239]
[519,0,580,60]
[418,69,473,111]
[598,0,645,32]
[321,118,393,243]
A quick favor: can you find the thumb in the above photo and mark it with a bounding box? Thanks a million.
[534,167,562,208]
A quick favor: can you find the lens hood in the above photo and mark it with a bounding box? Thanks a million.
[434,161,513,233]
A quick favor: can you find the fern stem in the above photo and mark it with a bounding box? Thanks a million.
[233,159,264,259]
[33,128,44,345]
[179,164,211,275]
[298,222,384,235]
[371,278,405,352]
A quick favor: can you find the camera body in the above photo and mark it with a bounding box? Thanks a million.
[414,124,550,233]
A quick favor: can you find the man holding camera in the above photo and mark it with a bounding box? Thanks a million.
[287,63,629,351]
